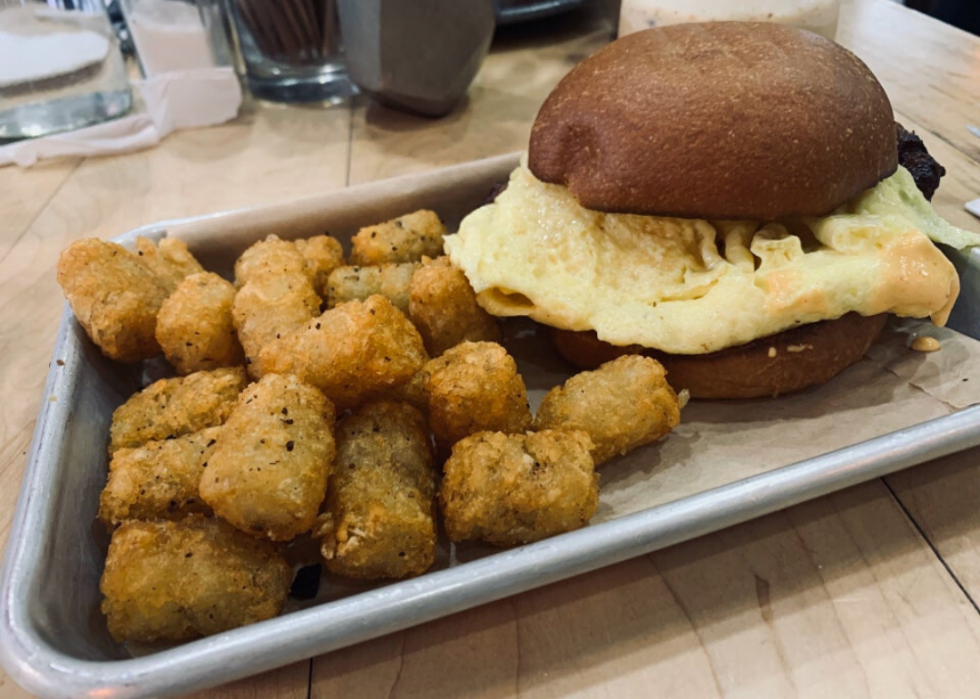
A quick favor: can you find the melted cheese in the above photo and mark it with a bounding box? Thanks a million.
[444,163,971,355]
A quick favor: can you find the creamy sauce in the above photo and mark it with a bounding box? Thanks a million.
[911,336,942,352]
[445,163,970,355]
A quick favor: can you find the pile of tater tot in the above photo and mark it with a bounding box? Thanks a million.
[56,209,682,645]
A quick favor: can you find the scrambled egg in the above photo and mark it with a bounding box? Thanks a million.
[445,163,978,355]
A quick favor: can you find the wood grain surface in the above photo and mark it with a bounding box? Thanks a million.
[2,1,980,698]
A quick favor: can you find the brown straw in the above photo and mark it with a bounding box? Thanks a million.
[235,0,338,66]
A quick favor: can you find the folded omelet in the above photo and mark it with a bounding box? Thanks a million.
[445,162,978,355]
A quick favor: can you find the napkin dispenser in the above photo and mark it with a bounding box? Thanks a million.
[337,0,495,117]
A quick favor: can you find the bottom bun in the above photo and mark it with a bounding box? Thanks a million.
[551,313,888,399]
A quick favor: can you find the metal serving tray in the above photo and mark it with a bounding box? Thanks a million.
[3,153,980,699]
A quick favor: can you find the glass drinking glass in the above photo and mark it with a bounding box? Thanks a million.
[117,0,233,76]
[0,0,132,141]
[222,0,354,103]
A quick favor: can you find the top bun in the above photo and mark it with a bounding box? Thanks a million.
[528,22,897,220]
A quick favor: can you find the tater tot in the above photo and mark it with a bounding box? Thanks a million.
[409,256,500,356]
[440,430,599,547]
[233,271,321,376]
[155,272,245,375]
[135,236,205,293]
[100,516,291,643]
[234,235,308,287]
[56,238,169,363]
[199,373,336,541]
[109,366,247,454]
[386,368,429,413]
[326,263,418,313]
[423,341,531,452]
[350,210,446,265]
[258,295,427,410]
[317,401,436,579]
[295,234,346,297]
[99,427,221,526]
[533,355,681,465]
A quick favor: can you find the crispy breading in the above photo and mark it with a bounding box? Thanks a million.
[232,239,322,375]
[439,430,599,546]
[233,235,308,287]
[99,516,291,642]
[109,366,247,454]
[386,368,429,413]
[258,295,427,409]
[199,373,336,541]
[423,341,531,452]
[533,355,681,465]
[317,401,436,579]
[350,210,446,265]
[295,234,346,297]
[135,236,205,293]
[99,427,221,526]
[56,238,169,363]
[326,263,418,314]
[233,276,321,374]
[409,256,500,356]
[155,272,245,374]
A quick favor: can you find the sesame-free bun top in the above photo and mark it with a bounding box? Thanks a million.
[528,22,898,220]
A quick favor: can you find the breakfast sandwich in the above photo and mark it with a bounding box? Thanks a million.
[445,21,980,398]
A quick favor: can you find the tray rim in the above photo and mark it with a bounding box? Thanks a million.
[3,153,980,699]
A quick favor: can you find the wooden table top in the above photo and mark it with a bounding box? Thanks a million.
[3,0,980,696]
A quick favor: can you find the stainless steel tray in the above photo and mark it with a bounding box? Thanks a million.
[3,153,980,699]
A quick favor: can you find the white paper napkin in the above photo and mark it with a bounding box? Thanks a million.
[0,66,242,168]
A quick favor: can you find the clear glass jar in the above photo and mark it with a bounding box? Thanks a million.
[222,0,354,103]
[618,0,842,41]
[0,0,132,141]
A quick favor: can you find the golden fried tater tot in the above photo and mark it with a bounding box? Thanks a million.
[109,366,247,454]
[99,427,221,526]
[258,295,427,410]
[199,373,336,541]
[233,235,308,287]
[409,256,500,356]
[135,237,205,293]
[533,355,681,465]
[56,238,169,363]
[232,236,322,376]
[295,234,346,297]
[100,515,291,643]
[326,263,418,314]
[233,273,321,377]
[423,341,531,452]
[350,210,446,265]
[155,272,245,375]
[317,401,436,579]
[440,430,599,547]
[386,368,429,413]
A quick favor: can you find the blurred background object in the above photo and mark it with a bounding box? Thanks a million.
[0,0,132,141]
[118,0,231,76]
[336,0,495,117]
[618,0,842,39]
[495,0,595,24]
[222,0,354,103]
[905,0,980,36]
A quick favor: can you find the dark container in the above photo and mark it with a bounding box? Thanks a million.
[337,0,496,117]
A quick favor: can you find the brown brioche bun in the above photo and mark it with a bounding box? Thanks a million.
[551,314,889,399]
[528,22,897,220]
